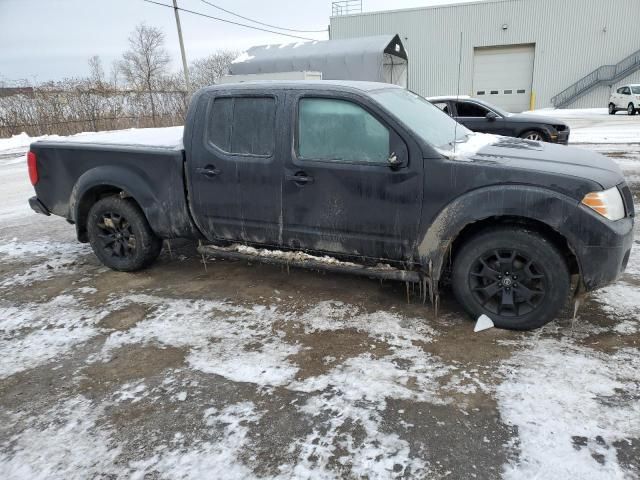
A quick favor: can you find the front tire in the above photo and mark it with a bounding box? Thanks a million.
[87,196,162,272]
[608,103,616,115]
[452,227,570,330]
[519,130,547,142]
[628,103,637,116]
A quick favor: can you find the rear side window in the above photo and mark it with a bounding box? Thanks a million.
[456,101,489,117]
[208,96,275,156]
[297,98,390,164]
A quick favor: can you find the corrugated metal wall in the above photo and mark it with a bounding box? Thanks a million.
[329,0,640,109]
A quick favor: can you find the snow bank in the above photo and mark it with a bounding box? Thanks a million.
[524,108,610,117]
[570,125,640,144]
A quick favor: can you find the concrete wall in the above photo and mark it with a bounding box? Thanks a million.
[329,0,640,110]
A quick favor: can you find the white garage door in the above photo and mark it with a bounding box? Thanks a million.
[472,44,535,113]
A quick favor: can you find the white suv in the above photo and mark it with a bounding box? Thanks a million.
[609,84,640,115]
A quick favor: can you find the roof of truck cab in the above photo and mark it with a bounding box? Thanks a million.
[203,80,404,93]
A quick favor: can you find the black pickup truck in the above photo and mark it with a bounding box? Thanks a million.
[27,81,634,330]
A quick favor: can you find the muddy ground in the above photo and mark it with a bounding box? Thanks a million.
[0,140,639,479]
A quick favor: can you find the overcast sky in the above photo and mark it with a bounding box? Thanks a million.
[0,0,478,82]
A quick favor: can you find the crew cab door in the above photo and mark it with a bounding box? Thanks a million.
[187,91,284,245]
[282,92,423,262]
[453,100,506,135]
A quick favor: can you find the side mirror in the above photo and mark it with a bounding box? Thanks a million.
[388,151,403,169]
[486,111,499,121]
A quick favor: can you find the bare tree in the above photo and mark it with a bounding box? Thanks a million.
[189,50,237,89]
[118,23,170,125]
[88,55,106,90]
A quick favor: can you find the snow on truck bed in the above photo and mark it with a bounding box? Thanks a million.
[0,126,184,152]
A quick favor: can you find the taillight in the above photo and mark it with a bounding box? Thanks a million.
[27,151,38,185]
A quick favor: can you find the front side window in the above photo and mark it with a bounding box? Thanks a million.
[208,96,275,156]
[456,101,490,117]
[297,98,390,164]
[617,87,626,94]
[622,87,631,95]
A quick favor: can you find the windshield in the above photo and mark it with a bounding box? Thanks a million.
[632,86,640,94]
[370,88,471,150]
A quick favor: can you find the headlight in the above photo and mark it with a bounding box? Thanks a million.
[581,187,625,221]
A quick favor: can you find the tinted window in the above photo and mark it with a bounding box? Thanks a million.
[297,98,390,163]
[456,102,490,117]
[208,96,275,156]
[622,87,631,95]
[617,87,626,94]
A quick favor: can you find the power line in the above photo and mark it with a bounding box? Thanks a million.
[199,0,327,33]
[143,0,318,41]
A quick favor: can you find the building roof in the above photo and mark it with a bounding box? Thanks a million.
[202,79,403,93]
[228,35,407,82]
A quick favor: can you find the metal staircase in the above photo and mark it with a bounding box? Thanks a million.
[551,48,640,108]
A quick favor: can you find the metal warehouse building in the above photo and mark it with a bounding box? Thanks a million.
[329,0,640,111]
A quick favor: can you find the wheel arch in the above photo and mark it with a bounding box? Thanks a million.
[416,185,583,294]
[70,166,159,243]
[448,215,579,276]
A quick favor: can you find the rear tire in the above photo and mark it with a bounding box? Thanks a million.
[608,103,616,115]
[87,196,162,272]
[452,227,570,330]
[628,103,637,116]
[519,130,547,142]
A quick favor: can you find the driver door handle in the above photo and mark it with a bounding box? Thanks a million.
[285,173,314,185]
[196,165,221,178]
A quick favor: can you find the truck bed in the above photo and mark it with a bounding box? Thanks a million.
[30,127,199,241]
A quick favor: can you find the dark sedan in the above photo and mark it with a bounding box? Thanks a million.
[427,96,570,144]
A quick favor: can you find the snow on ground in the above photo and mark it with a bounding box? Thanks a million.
[498,340,640,480]
[0,294,108,379]
[0,396,122,480]
[0,239,92,287]
[525,107,640,144]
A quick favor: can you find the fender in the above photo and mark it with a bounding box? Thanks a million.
[70,164,198,241]
[417,184,585,297]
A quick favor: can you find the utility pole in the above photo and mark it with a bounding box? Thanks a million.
[172,0,191,92]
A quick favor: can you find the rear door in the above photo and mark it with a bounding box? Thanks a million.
[282,91,423,262]
[453,101,506,135]
[187,90,284,245]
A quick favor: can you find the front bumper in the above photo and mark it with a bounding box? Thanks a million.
[575,214,634,292]
[29,196,50,216]
[553,128,570,145]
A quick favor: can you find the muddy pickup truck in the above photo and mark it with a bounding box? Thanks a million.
[27,81,634,330]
